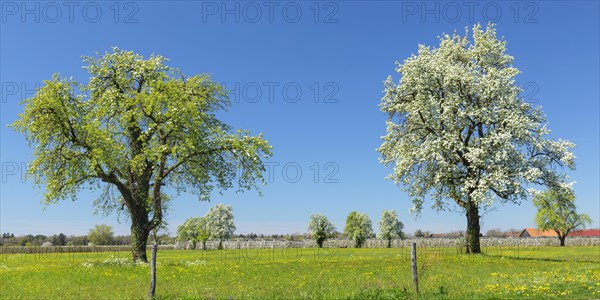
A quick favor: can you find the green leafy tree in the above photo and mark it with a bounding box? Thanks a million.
[50,233,67,246]
[11,48,272,261]
[88,224,114,245]
[378,23,575,253]
[205,204,236,249]
[177,217,210,250]
[344,211,373,248]
[307,214,336,248]
[533,189,592,246]
[377,210,404,247]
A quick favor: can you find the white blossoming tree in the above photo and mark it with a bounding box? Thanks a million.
[344,211,374,248]
[377,210,404,248]
[307,214,337,248]
[378,23,575,253]
[205,204,236,249]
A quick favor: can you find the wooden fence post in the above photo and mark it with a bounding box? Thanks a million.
[411,242,418,294]
[148,243,158,299]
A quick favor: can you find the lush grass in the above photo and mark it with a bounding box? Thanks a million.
[1,246,598,299]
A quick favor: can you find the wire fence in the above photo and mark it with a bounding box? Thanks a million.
[1,237,598,255]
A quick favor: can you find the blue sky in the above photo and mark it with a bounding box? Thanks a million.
[1,1,598,236]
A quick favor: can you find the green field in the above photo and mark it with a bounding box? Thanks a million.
[1,246,599,299]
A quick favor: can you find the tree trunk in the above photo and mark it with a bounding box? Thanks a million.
[387,239,392,248]
[131,221,150,262]
[191,241,197,250]
[559,235,566,246]
[465,204,481,254]
[121,184,152,262]
[202,241,206,250]
[317,237,324,248]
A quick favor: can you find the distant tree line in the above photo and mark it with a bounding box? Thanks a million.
[484,228,521,237]
[0,233,132,247]
[0,224,174,247]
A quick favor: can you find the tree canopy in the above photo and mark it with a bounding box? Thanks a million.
[205,204,236,248]
[344,211,373,248]
[378,23,575,253]
[307,214,336,248]
[177,217,210,250]
[11,48,272,261]
[533,189,592,246]
[377,210,404,247]
[88,224,114,245]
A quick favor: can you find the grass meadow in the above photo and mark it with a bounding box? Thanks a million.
[0,246,598,299]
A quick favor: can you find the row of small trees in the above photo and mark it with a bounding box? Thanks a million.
[308,210,404,248]
[177,206,405,250]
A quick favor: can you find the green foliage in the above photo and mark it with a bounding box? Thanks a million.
[67,236,89,246]
[88,224,114,245]
[414,229,423,238]
[177,217,210,250]
[377,210,404,246]
[344,211,373,248]
[307,214,336,247]
[10,48,272,260]
[533,189,592,245]
[50,233,67,246]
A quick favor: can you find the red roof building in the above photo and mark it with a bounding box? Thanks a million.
[429,233,447,238]
[569,229,600,237]
[519,228,559,237]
